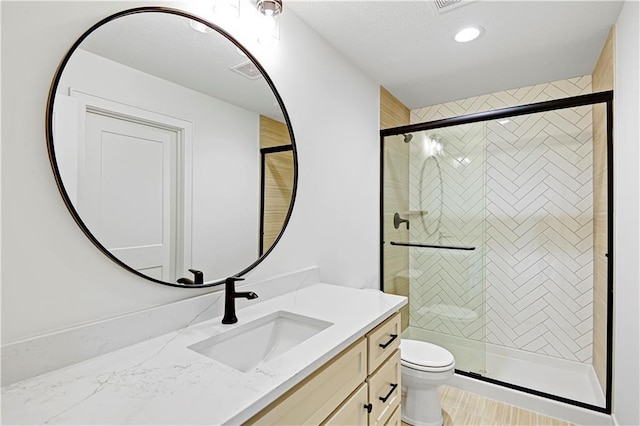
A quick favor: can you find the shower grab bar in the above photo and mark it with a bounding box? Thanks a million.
[389,241,475,251]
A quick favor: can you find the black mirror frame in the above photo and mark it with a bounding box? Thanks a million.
[45,6,298,288]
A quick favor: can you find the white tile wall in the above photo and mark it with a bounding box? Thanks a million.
[407,124,486,343]
[411,77,592,124]
[408,76,594,364]
[484,106,594,363]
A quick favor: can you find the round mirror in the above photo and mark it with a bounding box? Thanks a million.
[46,7,297,287]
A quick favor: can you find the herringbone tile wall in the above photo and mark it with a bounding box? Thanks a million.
[411,76,592,123]
[408,76,594,364]
[407,123,486,344]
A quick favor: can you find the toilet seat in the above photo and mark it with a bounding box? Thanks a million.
[400,339,455,372]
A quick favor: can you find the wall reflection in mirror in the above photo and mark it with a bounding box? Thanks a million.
[48,8,297,287]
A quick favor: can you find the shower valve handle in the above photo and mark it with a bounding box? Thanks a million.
[393,213,409,230]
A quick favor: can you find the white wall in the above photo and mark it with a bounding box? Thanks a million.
[613,1,640,424]
[1,1,380,343]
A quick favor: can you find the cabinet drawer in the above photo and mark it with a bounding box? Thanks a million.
[322,383,368,426]
[247,338,367,425]
[385,405,402,426]
[367,350,401,426]
[367,312,401,374]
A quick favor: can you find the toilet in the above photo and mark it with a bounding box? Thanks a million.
[400,339,455,426]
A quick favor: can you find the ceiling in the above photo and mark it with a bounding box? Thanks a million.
[79,11,285,121]
[287,0,624,109]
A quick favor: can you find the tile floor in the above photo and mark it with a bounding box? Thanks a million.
[402,386,575,426]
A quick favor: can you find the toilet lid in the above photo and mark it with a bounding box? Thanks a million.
[400,339,455,370]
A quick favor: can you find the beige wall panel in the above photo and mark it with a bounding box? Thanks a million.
[593,27,615,92]
[393,275,410,332]
[380,87,410,130]
[380,87,411,331]
[259,115,294,254]
[383,139,410,331]
[591,26,614,393]
[260,115,292,148]
[262,151,294,253]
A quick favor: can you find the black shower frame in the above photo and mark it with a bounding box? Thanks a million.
[379,90,614,414]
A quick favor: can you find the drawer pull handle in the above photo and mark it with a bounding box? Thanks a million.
[364,403,373,413]
[379,383,398,403]
[378,334,398,349]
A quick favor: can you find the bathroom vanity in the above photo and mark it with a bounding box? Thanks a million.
[248,312,402,425]
[1,284,406,425]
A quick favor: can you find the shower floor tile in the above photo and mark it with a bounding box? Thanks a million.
[401,385,575,426]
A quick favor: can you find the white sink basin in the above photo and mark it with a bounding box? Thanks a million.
[188,311,333,372]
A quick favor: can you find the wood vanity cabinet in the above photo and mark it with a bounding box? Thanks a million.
[246,312,402,426]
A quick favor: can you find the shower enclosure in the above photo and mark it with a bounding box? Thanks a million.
[380,92,613,412]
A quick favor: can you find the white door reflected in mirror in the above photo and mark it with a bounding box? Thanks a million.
[83,112,178,281]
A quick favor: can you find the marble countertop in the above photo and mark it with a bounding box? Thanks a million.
[2,283,406,425]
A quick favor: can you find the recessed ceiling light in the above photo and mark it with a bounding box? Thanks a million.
[455,26,483,43]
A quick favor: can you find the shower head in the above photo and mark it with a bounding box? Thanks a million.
[403,134,413,143]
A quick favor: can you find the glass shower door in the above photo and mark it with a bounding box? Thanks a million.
[382,123,487,376]
[382,92,613,411]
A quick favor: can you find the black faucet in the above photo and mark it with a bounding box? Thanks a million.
[221,276,258,324]
[177,269,204,285]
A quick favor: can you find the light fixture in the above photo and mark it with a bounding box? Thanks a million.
[257,15,280,47]
[454,26,483,43]
[257,0,283,17]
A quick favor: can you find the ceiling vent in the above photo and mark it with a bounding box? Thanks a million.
[434,0,476,14]
[230,61,263,80]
